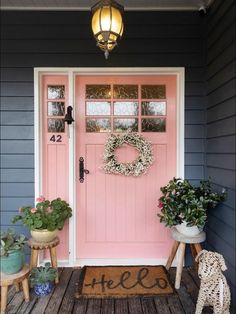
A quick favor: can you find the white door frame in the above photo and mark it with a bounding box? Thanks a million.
[34,67,185,266]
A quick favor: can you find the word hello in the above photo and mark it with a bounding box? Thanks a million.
[85,267,168,292]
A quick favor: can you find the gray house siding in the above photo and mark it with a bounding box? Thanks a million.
[1,11,206,231]
[1,10,207,268]
[205,0,236,303]
[1,8,235,306]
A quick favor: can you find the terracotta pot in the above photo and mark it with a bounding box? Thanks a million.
[175,221,201,237]
[30,229,58,243]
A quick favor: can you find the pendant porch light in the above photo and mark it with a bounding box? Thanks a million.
[91,0,124,59]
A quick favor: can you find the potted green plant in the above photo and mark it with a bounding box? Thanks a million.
[158,178,226,236]
[30,262,57,296]
[0,229,27,274]
[12,196,72,242]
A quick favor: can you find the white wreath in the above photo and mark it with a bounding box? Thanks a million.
[103,132,154,177]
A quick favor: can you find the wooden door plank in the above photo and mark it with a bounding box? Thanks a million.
[58,269,81,314]
[141,297,157,314]
[44,268,73,314]
[101,298,115,314]
[154,297,171,314]
[128,297,143,314]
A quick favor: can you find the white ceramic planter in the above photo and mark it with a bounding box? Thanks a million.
[31,229,58,243]
[175,221,201,237]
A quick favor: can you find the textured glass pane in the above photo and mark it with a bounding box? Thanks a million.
[141,118,166,132]
[141,101,166,116]
[86,85,111,99]
[114,119,138,132]
[114,102,138,116]
[86,119,111,132]
[47,85,65,99]
[48,102,65,116]
[113,85,138,99]
[86,101,111,115]
[141,85,166,99]
[48,119,65,133]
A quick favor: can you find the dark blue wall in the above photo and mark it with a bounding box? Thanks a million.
[1,10,206,227]
[205,0,236,304]
[1,7,235,304]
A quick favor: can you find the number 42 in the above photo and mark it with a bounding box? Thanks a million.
[50,135,62,142]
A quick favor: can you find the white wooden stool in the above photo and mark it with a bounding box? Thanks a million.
[166,228,206,289]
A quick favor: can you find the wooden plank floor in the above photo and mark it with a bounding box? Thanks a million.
[4,267,214,314]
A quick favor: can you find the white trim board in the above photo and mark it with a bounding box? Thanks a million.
[42,258,178,267]
[34,67,185,266]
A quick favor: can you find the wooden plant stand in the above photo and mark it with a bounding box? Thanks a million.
[27,236,60,284]
[0,264,30,314]
[166,228,206,289]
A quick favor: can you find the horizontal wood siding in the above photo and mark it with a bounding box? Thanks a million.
[1,11,206,239]
[205,0,236,304]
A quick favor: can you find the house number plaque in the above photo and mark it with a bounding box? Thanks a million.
[49,135,62,142]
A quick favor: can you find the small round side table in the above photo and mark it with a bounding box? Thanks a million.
[27,236,60,284]
[0,264,30,314]
[166,228,206,289]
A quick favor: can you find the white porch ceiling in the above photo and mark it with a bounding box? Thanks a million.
[1,0,214,11]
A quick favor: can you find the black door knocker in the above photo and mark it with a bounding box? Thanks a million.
[63,106,74,125]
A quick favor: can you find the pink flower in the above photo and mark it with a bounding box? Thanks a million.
[47,207,53,213]
[158,202,163,208]
[31,207,37,214]
[36,196,45,203]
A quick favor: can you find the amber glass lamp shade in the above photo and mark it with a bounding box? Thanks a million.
[91,0,124,59]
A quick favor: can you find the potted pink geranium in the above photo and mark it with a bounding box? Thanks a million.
[12,196,72,242]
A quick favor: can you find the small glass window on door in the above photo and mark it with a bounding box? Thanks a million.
[141,85,166,132]
[47,85,65,133]
[85,84,166,133]
[85,85,112,132]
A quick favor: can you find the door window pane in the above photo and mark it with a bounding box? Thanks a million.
[141,118,166,132]
[114,119,138,132]
[86,85,111,99]
[47,85,65,99]
[86,119,111,132]
[141,101,166,116]
[48,119,65,132]
[141,85,166,99]
[114,102,138,116]
[48,102,65,116]
[86,102,111,115]
[113,85,138,99]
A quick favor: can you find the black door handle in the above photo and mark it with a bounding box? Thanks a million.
[79,157,89,183]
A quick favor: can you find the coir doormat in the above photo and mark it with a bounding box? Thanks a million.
[75,266,174,298]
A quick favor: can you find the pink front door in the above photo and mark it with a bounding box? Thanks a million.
[42,75,69,259]
[76,75,177,261]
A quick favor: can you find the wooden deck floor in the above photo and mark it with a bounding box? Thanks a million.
[4,267,214,314]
